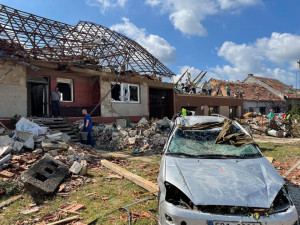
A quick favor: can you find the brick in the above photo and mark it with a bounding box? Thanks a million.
[0,170,14,178]
[20,155,68,195]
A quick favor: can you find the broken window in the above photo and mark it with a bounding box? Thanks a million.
[111,83,121,101]
[111,83,139,103]
[57,78,73,102]
[208,106,219,115]
[259,107,266,115]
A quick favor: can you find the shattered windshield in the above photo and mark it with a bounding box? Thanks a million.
[167,127,262,158]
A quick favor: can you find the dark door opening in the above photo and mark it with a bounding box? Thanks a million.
[27,75,49,117]
[149,88,173,119]
[29,83,47,116]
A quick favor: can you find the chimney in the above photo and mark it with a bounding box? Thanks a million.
[248,74,253,76]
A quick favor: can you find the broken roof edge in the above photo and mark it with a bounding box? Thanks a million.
[0,4,175,78]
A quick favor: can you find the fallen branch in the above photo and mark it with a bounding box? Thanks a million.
[0,195,22,209]
[101,159,159,195]
[46,216,80,225]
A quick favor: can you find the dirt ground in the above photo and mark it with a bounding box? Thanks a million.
[0,138,299,224]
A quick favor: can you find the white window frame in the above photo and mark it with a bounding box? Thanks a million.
[57,78,74,102]
[111,82,140,103]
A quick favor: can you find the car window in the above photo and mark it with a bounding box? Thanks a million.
[167,127,262,158]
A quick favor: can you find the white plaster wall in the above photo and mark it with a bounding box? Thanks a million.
[243,101,279,114]
[0,84,27,117]
[111,84,148,116]
[0,62,27,117]
[100,78,148,117]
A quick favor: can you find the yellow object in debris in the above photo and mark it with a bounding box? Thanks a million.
[182,108,187,117]
[253,213,260,220]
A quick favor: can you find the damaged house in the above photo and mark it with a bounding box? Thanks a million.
[244,74,300,111]
[208,78,285,114]
[0,4,175,125]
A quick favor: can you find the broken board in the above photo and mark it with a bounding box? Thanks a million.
[101,159,159,195]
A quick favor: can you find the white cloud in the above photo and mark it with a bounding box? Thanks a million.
[210,32,300,85]
[145,0,260,36]
[111,18,176,64]
[86,0,127,12]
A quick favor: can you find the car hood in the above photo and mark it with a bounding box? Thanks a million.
[164,156,284,208]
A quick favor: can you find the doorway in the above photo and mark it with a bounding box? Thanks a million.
[149,88,174,119]
[27,75,49,117]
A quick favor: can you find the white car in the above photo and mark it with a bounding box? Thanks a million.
[158,116,299,225]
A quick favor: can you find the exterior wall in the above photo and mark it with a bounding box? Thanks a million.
[0,61,27,117]
[31,68,100,117]
[286,98,300,110]
[100,74,149,117]
[243,100,284,114]
[220,106,229,118]
[175,94,244,117]
[243,76,285,99]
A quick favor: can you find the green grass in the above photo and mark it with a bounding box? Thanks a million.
[0,155,161,225]
[257,142,300,162]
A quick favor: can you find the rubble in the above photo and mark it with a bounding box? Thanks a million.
[92,117,172,153]
[20,155,69,195]
[69,161,83,175]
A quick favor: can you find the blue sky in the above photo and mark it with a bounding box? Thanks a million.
[2,0,300,87]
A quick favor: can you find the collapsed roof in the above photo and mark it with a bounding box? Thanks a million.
[209,78,283,101]
[249,75,300,99]
[0,4,174,77]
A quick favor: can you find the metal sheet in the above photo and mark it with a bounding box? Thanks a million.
[164,156,285,208]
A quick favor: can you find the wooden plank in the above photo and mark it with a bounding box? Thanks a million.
[266,157,273,163]
[101,159,159,195]
[46,216,80,225]
[0,195,22,208]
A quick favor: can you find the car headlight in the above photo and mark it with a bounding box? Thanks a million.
[268,186,292,214]
[164,182,195,209]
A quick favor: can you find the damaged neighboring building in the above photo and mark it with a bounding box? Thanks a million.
[175,94,243,119]
[208,79,284,114]
[244,74,300,111]
[0,4,175,124]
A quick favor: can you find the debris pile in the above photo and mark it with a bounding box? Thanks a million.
[241,113,299,138]
[92,117,173,153]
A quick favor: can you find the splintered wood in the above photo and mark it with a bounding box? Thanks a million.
[101,159,159,195]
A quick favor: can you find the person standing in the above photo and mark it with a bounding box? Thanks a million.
[82,109,94,147]
[51,86,61,117]
[226,85,231,96]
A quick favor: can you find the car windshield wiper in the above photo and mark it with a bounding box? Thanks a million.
[194,154,263,159]
[166,152,195,157]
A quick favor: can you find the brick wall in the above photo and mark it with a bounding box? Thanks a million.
[175,94,244,117]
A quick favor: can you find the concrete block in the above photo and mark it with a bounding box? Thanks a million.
[49,150,58,157]
[16,131,34,142]
[33,149,43,154]
[79,160,87,176]
[20,155,68,195]
[67,147,76,156]
[119,130,128,138]
[42,139,69,150]
[69,161,83,175]
[13,141,23,152]
[0,135,12,147]
[23,136,35,150]
[0,145,12,157]
[61,133,71,142]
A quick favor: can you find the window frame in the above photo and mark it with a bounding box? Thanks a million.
[56,78,74,102]
[110,82,140,103]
